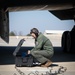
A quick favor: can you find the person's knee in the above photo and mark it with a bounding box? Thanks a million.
[30,51,38,57]
[30,50,35,55]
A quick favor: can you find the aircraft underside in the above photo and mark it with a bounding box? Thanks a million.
[0,0,75,53]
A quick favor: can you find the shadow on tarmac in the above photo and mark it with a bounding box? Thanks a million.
[0,46,75,65]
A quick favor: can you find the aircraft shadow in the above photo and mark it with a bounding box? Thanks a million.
[0,46,75,65]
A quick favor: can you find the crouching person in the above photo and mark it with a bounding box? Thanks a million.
[28,28,54,67]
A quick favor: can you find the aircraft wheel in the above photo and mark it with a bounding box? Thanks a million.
[61,31,69,52]
[66,32,71,53]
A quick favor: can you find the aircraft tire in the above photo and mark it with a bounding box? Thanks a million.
[61,31,69,53]
[66,32,71,53]
[67,31,75,53]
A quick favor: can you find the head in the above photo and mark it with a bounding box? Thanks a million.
[30,28,39,39]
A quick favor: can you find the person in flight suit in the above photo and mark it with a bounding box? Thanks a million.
[28,28,54,67]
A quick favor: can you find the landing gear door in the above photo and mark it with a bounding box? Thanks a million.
[0,9,9,43]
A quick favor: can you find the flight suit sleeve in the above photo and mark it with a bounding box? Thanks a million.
[35,39,43,50]
[30,39,43,53]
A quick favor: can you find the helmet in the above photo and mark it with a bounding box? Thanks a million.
[30,28,39,34]
[30,28,39,37]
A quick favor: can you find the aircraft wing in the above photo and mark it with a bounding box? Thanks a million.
[50,8,74,20]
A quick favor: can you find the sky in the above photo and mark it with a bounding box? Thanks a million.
[9,10,74,35]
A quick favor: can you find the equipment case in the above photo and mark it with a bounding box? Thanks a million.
[13,39,33,67]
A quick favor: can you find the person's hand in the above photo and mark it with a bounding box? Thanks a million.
[28,50,31,54]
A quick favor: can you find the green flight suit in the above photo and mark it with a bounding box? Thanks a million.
[30,33,54,64]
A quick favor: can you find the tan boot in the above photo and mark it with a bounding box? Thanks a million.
[41,60,52,67]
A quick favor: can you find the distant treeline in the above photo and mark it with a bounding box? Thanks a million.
[9,31,31,36]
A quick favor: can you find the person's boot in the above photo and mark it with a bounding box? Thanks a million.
[41,60,52,67]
